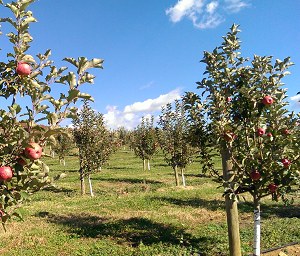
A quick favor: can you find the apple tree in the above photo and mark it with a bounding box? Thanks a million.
[73,100,116,196]
[184,24,300,256]
[0,0,103,227]
[132,116,159,173]
[158,99,195,186]
[51,128,74,165]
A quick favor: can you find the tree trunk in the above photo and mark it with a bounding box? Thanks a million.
[173,165,180,186]
[253,195,261,256]
[88,173,94,197]
[143,159,146,171]
[147,159,150,170]
[221,148,241,256]
[181,167,186,186]
[80,170,85,195]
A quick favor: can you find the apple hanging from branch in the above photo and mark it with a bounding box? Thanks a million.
[0,166,13,181]
[24,143,43,160]
[16,62,32,76]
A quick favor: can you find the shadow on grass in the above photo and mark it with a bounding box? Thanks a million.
[93,177,163,185]
[41,212,220,254]
[150,196,300,219]
[43,186,75,194]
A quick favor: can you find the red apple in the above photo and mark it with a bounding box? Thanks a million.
[154,142,158,147]
[233,116,240,122]
[16,62,31,76]
[281,129,290,135]
[224,132,235,141]
[262,96,273,106]
[250,171,260,180]
[281,158,290,168]
[268,184,277,192]
[17,158,27,166]
[0,209,3,219]
[122,191,126,195]
[257,128,265,136]
[226,96,231,102]
[267,133,273,137]
[0,166,13,181]
[24,143,42,160]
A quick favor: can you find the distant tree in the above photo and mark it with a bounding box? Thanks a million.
[52,128,74,165]
[73,100,115,196]
[133,116,159,173]
[158,100,194,186]
[116,126,130,150]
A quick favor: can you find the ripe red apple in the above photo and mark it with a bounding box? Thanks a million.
[262,96,273,106]
[257,128,265,136]
[154,142,158,147]
[250,171,260,180]
[24,143,42,160]
[281,129,290,135]
[122,191,126,195]
[224,132,235,141]
[0,209,3,219]
[226,96,231,102]
[268,184,277,192]
[0,166,13,181]
[16,62,31,76]
[281,158,290,168]
[267,133,273,137]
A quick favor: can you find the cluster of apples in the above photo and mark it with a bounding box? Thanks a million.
[0,62,37,182]
[0,143,43,182]
[224,95,292,192]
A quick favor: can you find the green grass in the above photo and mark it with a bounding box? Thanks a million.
[0,148,299,256]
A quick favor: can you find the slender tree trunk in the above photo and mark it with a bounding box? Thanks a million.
[143,158,146,171]
[88,173,94,197]
[181,167,186,186]
[253,195,261,256]
[63,158,65,166]
[147,159,150,170]
[80,170,85,195]
[221,148,241,256]
[173,165,180,186]
[79,154,85,195]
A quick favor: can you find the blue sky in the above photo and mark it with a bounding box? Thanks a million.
[1,0,299,129]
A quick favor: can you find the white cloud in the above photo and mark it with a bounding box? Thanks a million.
[290,94,300,109]
[140,80,154,89]
[103,88,182,130]
[166,0,250,29]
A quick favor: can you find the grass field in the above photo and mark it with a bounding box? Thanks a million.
[0,148,299,256]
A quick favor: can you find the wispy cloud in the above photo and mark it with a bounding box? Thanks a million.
[290,94,300,109]
[103,88,182,130]
[140,81,154,89]
[166,0,250,29]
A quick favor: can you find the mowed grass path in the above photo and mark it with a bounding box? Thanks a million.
[0,148,299,256]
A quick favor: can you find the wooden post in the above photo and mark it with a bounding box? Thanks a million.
[221,148,241,256]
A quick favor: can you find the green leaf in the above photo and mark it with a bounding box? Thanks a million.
[67,89,80,102]
[86,58,104,69]
[5,3,19,17]
[78,93,94,102]
[63,57,79,68]
[21,54,36,64]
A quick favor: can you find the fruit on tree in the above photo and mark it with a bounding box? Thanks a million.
[250,171,260,180]
[154,142,158,147]
[267,133,273,137]
[281,158,290,168]
[226,96,231,102]
[268,184,277,192]
[224,131,235,141]
[0,166,13,181]
[233,116,240,122]
[281,129,290,135]
[262,96,273,106]
[257,128,265,136]
[16,62,31,76]
[24,143,42,160]
[0,209,3,220]
[17,158,27,166]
